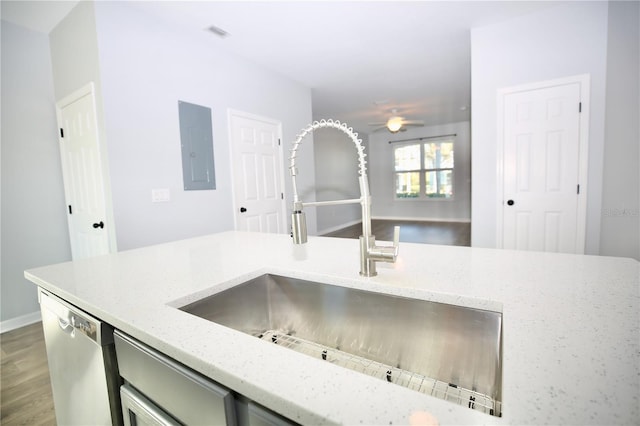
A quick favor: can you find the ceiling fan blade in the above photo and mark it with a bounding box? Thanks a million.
[401,120,425,126]
[370,125,388,132]
[368,122,387,126]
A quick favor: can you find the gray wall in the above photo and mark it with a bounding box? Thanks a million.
[470,2,609,254]
[600,1,639,260]
[92,1,315,250]
[0,20,72,325]
[49,1,101,100]
[47,1,316,253]
[0,1,315,327]
[313,128,366,234]
[368,121,471,221]
[49,0,118,253]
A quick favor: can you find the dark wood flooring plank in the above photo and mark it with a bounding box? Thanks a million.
[1,322,56,425]
[323,219,471,247]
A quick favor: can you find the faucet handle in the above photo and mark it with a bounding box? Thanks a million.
[392,226,400,257]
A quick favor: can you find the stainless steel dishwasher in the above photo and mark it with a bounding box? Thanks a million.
[39,288,122,425]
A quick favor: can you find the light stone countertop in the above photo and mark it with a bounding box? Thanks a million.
[25,231,639,425]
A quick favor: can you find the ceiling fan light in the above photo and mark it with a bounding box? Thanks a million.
[387,117,403,133]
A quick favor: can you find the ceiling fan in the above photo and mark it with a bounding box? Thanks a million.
[368,109,425,133]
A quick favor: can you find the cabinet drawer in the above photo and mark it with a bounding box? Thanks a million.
[121,384,180,426]
[115,331,236,425]
[247,402,296,426]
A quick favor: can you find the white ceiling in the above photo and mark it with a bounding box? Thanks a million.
[0,0,79,34]
[1,1,562,133]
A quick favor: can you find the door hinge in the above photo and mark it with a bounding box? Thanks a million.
[68,205,72,214]
[278,138,281,146]
[60,128,64,138]
[577,184,580,194]
[281,192,284,200]
[578,102,582,113]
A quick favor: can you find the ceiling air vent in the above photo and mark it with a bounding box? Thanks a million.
[206,25,229,38]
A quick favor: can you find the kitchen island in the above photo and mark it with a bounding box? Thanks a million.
[25,231,639,425]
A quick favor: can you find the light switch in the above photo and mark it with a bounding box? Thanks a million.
[151,188,170,202]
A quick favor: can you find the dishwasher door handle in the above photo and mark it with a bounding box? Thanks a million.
[58,317,75,336]
[41,291,101,343]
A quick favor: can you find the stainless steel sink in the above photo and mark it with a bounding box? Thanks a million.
[179,274,502,416]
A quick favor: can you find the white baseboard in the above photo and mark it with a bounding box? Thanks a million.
[371,216,471,223]
[0,311,42,334]
[317,219,362,236]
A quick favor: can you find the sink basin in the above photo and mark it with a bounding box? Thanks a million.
[179,274,502,416]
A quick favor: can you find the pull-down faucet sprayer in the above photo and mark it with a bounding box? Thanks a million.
[289,119,399,277]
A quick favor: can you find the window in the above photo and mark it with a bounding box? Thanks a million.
[394,139,454,199]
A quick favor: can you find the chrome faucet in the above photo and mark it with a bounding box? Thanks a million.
[289,119,399,277]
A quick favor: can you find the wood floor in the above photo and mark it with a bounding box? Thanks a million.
[1,322,56,425]
[323,219,471,246]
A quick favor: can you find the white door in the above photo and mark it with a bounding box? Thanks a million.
[229,111,286,233]
[499,77,588,253]
[57,84,114,259]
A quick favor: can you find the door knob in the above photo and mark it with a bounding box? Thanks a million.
[92,221,104,229]
[240,207,247,213]
[507,200,515,206]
